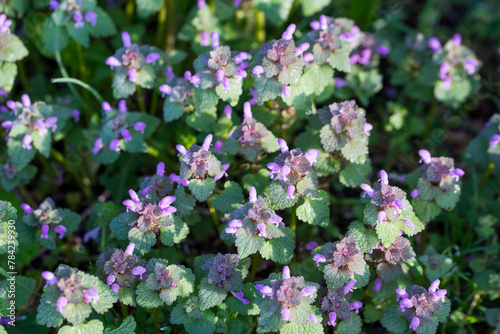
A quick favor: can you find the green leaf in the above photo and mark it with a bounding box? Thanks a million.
[159,216,189,246]
[413,199,441,223]
[435,184,460,211]
[198,278,228,310]
[301,0,331,16]
[323,264,350,289]
[163,100,185,122]
[417,178,440,201]
[128,228,156,254]
[136,0,163,17]
[341,137,368,164]
[296,171,319,198]
[376,220,403,248]
[339,161,371,187]
[110,212,137,240]
[211,181,245,214]
[235,228,265,258]
[380,303,407,334]
[59,320,104,334]
[281,322,324,334]
[90,7,117,37]
[254,0,294,26]
[194,88,219,114]
[66,23,90,48]
[269,181,297,210]
[434,77,471,107]
[260,228,295,264]
[329,47,351,73]
[184,311,216,334]
[296,190,329,226]
[186,109,217,132]
[0,62,17,92]
[189,178,216,202]
[320,125,348,152]
[174,187,196,217]
[92,279,118,313]
[0,34,28,62]
[104,316,137,334]
[112,68,136,99]
[435,298,451,323]
[7,138,36,170]
[136,282,163,309]
[301,63,334,96]
[346,220,379,253]
[226,283,260,316]
[254,75,282,102]
[337,313,362,334]
[15,276,36,306]
[215,78,243,106]
[36,285,64,327]
[42,17,68,53]
[0,201,17,253]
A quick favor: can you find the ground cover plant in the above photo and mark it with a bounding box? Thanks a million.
[1,0,500,333]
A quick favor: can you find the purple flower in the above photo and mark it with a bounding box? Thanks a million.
[134,122,146,134]
[21,94,31,108]
[396,288,408,301]
[224,105,232,119]
[438,62,451,81]
[225,219,243,236]
[489,134,500,147]
[85,11,98,27]
[21,204,33,214]
[404,219,415,230]
[377,211,387,225]
[282,85,290,97]
[197,0,206,9]
[159,196,177,215]
[349,301,363,313]
[1,120,12,131]
[107,274,116,285]
[211,31,220,49]
[22,134,32,150]
[110,138,120,152]
[344,280,356,294]
[54,225,67,239]
[128,68,137,82]
[359,49,372,65]
[301,286,317,297]
[105,56,121,69]
[176,145,187,157]
[363,123,373,137]
[111,283,120,293]
[56,296,68,314]
[334,77,348,89]
[428,279,440,294]
[400,298,413,311]
[449,168,464,181]
[410,316,420,331]
[281,24,296,40]
[305,241,318,254]
[313,254,326,267]
[410,189,419,198]
[190,74,201,87]
[121,129,131,142]
[200,31,210,46]
[303,53,314,66]
[277,138,289,153]
[83,226,100,243]
[452,33,462,47]
[269,215,284,227]
[122,31,132,48]
[255,284,273,298]
[305,149,319,165]
[283,266,290,279]
[214,140,223,153]
[131,266,146,279]
[252,66,264,77]
[350,53,360,64]
[73,11,84,28]
[6,100,17,110]
[309,314,319,323]
[202,134,213,151]
[418,149,432,164]
[40,225,49,239]
[286,185,295,200]
[295,43,310,56]
[281,306,290,321]
[377,45,390,57]
[125,243,135,255]
[360,184,375,198]
[83,288,99,304]
[49,1,59,10]
[257,223,266,237]
[373,278,382,292]
[145,52,160,65]
[92,138,104,154]
[463,59,478,75]
[159,84,172,97]
[102,101,113,112]
[123,189,141,211]
[156,162,165,176]
[230,291,249,304]
[71,109,80,122]
[328,312,337,326]
[42,271,58,285]
[428,37,442,53]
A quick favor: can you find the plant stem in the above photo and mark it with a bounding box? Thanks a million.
[423,98,438,140]
[165,0,175,50]
[478,162,495,190]
[101,227,106,254]
[76,43,90,107]
[155,0,167,48]
[420,228,428,254]
[458,293,481,333]
[16,184,36,208]
[121,303,129,318]
[125,0,134,24]
[249,253,261,282]
[207,197,220,234]
[136,86,147,113]
[52,77,104,104]
[153,308,160,334]
[255,10,265,45]
[290,203,297,233]
[54,50,84,106]
[17,60,29,90]
[149,87,159,116]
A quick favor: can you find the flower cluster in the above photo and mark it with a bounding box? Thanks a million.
[228,102,277,161]
[414,149,464,192]
[49,0,98,29]
[268,139,319,199]
[349,33,390,66]
[122,190,177,233]
[106,32,162,98]
[0,14,12,35]
[396,280,447,332]
[177,134,229,182]
[429,34,480,91]
[255,267,319,325]
[313,236,367,288]
[136,258,195,307]
[225,186,283,240]
[318,100,371,163]
[20,197,80,249]
[91,100,157,164]
[39,264,116,326]
[252,24,306,97]
[320,280,363,327]
[0,159,37,192]
[138,162,174,199]
[97,243,146,296]
[367,236,416,287]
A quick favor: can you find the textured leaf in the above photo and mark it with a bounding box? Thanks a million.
[59,320,104,334]
[435,184,460,211]
[159,216,189,246]
[67,23,90,48]
[323,264,350,289]
[0,62,17,92]
[269,181,297,210]
[15,276,36,306]
[329,47,351,73]
[163,100,185,122]
[346,221,379,253]
[0,34,28,62]
[112,69,136,99]
[226,283,260,316]
[280,322,324,334]
[90,7,117,37]
[413,199,441,223]
[380,303,407,334]
[174,187,196,217]
[128,228,156,254]
[254,75,282,102]
[92,279,118,313]
[260,228,295,264]
[254,0,294,26]
[235,228,265,258]
[337,313,362,334]
[198,278,228,310]
[341,137,368,164]
[339,161,371,187]
[215,78,243,105]
[211,181,245,214]
[376,220,402,248]
[194,88,219,114]
[136,282,162,309]
[184,311,216,334]
[104,316,136,334]
[110,212,138,240]
[7,138,36,170]
[136,0,163,17]
[320,125,348,152]
[301,0,331,16]
[36,287,64,327]
[189,178,216,202]
[42,17,68,53]
[296,190,329,226]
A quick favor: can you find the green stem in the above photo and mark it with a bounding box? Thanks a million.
[165,0,175,50]
[101,227,106,254]
[16,184,36,208]
[423,98,438,140]
[54,50,84,106]
[249,253,261,282]
[207,197,220,234]
[153,308,160,334]
[457,293,482,333]
[52,77,104,104]
[17,60,29,90]
[0,268,41,297]
[50,148,93,201]
[478,162,495,190]
[155,0,167,48]
[79,246,95,274]
[121,303,129,319]
[136,86,147,113]
[76,43,90,107]
[255,10,265,45]
[125,0,134,24]
[150,87,159,116]
[420,228,428,254]
[290,204,297,234]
